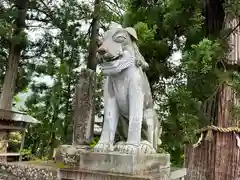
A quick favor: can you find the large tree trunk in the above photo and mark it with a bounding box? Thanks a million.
[0,48,21,109]
[185,1,240,180]
[0,0,28,109]
[87,0,100,71]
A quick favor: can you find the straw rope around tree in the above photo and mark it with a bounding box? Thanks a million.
[193,125,240,148]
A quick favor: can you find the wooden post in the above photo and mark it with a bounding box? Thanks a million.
[19,129,26,162]
[19,123,28,161]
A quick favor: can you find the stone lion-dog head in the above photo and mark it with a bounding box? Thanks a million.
[97,22,149,71]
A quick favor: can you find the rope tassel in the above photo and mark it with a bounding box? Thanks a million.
[234,132,240,149]
[205,129,213,141]
[193,133,204,148]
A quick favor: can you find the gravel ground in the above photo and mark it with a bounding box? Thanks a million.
[0,162,58,180]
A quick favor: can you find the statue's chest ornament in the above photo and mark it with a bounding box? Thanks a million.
[101,51,135,75]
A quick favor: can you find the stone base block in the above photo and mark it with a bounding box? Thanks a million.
[59,168,170,180]
[77,152,170,175]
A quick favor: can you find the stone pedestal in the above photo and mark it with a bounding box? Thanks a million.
[57,149,171,180]
[77,152,170,175]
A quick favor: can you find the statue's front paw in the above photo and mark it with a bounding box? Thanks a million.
[140,140,156,154]
[119,143,140,154]
[94,142,113,152]
[114,141,125,151]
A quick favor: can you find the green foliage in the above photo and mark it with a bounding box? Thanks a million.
[230,71,240,94]
[19,148,35,161]
[183,38,223,74]
[0,21,13,39]
[89,137,100,148]
[7,132,21,154]
[224,0,240,18]
[134,22,157,42]
[161,86,201,166]
[163,0,203,37]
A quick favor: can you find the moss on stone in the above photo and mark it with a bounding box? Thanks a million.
[22,160,70,168]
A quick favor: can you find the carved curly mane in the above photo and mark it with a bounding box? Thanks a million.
[132,41,149,70]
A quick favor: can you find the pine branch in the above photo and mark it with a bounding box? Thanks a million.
[104,1,123,17]
[105,0,124,15]
[38,0,55,22]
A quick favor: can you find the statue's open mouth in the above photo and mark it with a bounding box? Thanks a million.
[110,55,121,61]
[100,53,122,63]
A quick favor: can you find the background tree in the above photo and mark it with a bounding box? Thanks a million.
[0,0,30,109]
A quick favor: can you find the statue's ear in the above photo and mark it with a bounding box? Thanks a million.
[109,22,122,29]
[125,27,138,41]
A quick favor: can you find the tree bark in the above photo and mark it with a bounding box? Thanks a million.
[0,0,28,110]
[63,77,72,143]
[87,0,100,71]
[48,98,60,159]
[0,48,20,109]
[48,131,56,160]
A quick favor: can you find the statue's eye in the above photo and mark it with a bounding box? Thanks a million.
[113,35,126,43]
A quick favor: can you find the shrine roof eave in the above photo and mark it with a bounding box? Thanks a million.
[0,108,41,124]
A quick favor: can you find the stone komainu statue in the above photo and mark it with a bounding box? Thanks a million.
[94,23,162,154]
